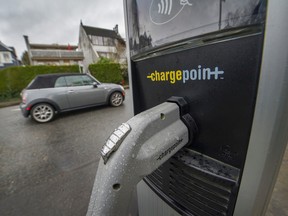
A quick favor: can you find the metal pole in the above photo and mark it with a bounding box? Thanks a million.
[219,0,222,30]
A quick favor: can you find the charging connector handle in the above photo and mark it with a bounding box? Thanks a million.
[87,99,195,216]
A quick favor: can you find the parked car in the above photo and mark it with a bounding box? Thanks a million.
[20,73,125,123]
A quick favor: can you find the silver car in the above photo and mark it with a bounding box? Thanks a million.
[20,73,125,123]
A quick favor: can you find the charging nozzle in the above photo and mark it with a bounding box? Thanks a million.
[86,97,197,216]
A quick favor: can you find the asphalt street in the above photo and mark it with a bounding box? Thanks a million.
[0,90,133,216]
[0,89,287,215]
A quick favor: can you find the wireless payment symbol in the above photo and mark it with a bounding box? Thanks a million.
[150,0,193,25]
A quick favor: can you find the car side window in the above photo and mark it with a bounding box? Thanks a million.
[65,76,84,87]
[81,75,94,86]
[65,75,94,87]
[54,77,67,88]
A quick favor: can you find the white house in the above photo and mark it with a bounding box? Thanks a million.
[24,35,84,67]
[78,22,126,73]
[0,41,19,69]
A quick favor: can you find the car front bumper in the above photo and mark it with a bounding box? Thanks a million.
[20,103,31,117]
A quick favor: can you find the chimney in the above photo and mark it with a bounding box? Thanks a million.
[23,35,30,50]
[23,35,33,65]
[113,24,119,35]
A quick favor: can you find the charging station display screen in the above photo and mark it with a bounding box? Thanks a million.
[127,0,266,56]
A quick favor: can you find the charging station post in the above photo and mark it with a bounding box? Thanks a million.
[122,0,288,215]
[86,1,288,215]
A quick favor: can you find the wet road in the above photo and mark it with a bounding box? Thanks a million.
[0,88,287,216]
[0,90,133,216]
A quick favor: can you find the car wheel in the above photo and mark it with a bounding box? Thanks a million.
[110,92,123,107]
[31,103,55,123]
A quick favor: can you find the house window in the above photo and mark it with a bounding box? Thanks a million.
[92,36,104,46]
[104,37,115,46]
[4,53,11,63]
[98,52,116,59]
[91,36,115,46]
[103,37,109,46]
[1,52,12,63]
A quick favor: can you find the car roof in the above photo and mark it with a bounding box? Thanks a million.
[35,73,84,78]
[27,73,91,89]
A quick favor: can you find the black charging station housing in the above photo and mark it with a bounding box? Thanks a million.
[125,0,267,215]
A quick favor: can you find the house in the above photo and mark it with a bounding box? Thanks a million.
[78,22,126,73]
[24,35,84,67]
[0,41,20,70]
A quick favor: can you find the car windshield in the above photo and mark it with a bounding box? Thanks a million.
[88,74,101,85]
[26,78,36,89]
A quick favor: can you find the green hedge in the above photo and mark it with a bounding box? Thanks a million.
[120,64,129,85]
[0,64,124,102]
[89,63,123,84]
[0,65,79,101]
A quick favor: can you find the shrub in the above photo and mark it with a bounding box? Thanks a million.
[97,57,114,64]
[0,65,79,101]
[89,63,123,84]
[120,64,129,85]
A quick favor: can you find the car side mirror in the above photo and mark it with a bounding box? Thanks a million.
[93,82,98,88]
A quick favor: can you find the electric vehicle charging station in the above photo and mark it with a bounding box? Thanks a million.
[87,0,288,215]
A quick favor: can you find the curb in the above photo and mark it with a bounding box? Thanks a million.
[0,100,21,108]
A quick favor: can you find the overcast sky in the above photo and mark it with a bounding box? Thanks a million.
[0,0,126,58]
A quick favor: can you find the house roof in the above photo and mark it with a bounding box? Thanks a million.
[0,41,13,52]
[29,44,78,50]
[82,25,120,39]
[82,24,125,45]
[0,41,17,58]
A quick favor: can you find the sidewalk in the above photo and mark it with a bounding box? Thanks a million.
[0,99,21,108]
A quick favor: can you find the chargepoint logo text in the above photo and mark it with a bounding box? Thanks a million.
[150,0,193,25]
[157,138,183,161]
[147,65,225,84]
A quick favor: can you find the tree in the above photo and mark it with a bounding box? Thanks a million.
[97,56,114,64]
[21,51,30,65]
